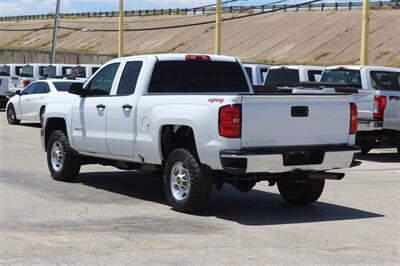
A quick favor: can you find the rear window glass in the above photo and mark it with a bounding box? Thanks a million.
[15,67,22,76]
[370,71,400,91]
[39,66,46,77]
[265,69,300,87]
[0,66,10,76]
[321,69,362,88]
[260,68,269,83]
[53,82,81,92]
[62,67,72,76]
[71,66,86,78]
[308,70,323,82]
[20,66,34,77]
[148,61,249,93]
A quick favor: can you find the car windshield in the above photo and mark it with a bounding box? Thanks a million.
[43,66,57,77]
[20,66,34,77]
[71,66,86,78]
[148,61,249,93]
[53,82,81,91]
[264,69,300,87]
[321,69,362,88]
[0,66,10,76]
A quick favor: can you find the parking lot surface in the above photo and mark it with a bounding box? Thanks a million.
[0,112,399,265]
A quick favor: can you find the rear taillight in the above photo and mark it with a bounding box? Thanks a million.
[23,79,30,87]
[219,104,241,138]
[373,96,387,119]
[350,103,358,135]
[185,55,211,61]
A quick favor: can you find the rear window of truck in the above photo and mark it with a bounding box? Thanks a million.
[308,70,323,82]
[0,66,10,76]
[264,69,300,87]
[148,61,249,93]
[20,66,34,77]
[321,69,362,88]
[370,71,400,91]
[71,66,86,78]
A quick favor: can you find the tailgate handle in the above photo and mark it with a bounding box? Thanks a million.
[291,106,308,117]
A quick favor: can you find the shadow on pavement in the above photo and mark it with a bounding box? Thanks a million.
[17,123,41,128]
[78,171,383,226]
[356,152,400,163]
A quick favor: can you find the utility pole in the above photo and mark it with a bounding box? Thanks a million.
[360,0,370,65]
[118,0,124,57]
[215,0,222,55]
[50,0,61,64]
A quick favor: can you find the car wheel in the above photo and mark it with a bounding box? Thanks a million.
[277,178,325,205]
[47,130,81,182]
[40,107,45,127]
[164,148,212,213]
[232,180,256,192]
[360,144,372,155]
[6,104,20,125]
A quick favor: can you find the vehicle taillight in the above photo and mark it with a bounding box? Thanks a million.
[350,103,358,135]
[219,104,241,138]
[373,96,387,119]
[185,55,211,61]
[23,79,30,87]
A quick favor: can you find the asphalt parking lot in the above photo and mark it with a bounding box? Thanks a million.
[0,111,399,265]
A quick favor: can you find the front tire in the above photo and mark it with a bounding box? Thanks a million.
[164,148,212,213]
[47,130,81,182]
[277,178,325,205]
[6,104,20,125]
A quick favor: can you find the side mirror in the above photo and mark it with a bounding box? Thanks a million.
[15,90,21,96]
[68,83,84,96]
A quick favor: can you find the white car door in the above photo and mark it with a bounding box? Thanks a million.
[71,63,120,155]
[106,60,144,157]
[21,82,49,121]
[19,82,38,120]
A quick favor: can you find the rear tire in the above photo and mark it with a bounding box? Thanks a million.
[164,148,212,213]
[360,144,372,155]
[47,130,81,182]
[277,178,325,205]
[6,104,20,125]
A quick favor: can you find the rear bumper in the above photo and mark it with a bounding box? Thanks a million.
[358,119,383,132]
[220,145,360,175]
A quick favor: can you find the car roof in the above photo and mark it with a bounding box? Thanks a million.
[268,65,325,70]
[107,53,238,63]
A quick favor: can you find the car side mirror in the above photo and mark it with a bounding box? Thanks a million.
[15,90,21,96]
[68,83,84,96]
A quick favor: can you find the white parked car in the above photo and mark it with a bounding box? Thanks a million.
[6,79,84,126]
[42,54,359,212]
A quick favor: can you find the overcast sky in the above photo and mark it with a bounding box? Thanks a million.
[0,0,277,16]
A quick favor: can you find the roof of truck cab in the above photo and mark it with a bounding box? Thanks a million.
[325,65,400,72]
[268,65,325,71]
[108,53,239,63]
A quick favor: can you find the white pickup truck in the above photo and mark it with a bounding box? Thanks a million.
[42,54,359,212]
[319,66,400,154]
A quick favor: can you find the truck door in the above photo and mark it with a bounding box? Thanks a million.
[106,60,143,157]
[71,63,120,154]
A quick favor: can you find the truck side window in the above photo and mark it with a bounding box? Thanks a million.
[117,61,143,96]
[245,67,253,84]
[370,71,399,91]
[85,63,120,96]
[308,70,323,82]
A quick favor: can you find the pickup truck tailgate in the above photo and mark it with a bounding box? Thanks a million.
[241,95,352,148]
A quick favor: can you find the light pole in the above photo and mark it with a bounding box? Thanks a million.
[51,0,61,64]
[118,0,124,57]
[215,0,222,55]
[360,0,370,65]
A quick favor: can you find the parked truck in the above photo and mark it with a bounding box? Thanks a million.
[319,66,400,154]
[42,54,359,212]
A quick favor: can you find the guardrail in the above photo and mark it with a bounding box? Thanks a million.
[0,1,397,22]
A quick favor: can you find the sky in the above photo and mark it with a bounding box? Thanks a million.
[0,0,277,17]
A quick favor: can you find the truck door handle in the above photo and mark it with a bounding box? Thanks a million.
[122,104,132,110]
[96,104,106,110]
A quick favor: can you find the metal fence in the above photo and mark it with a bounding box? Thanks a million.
[0,1,397,22]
